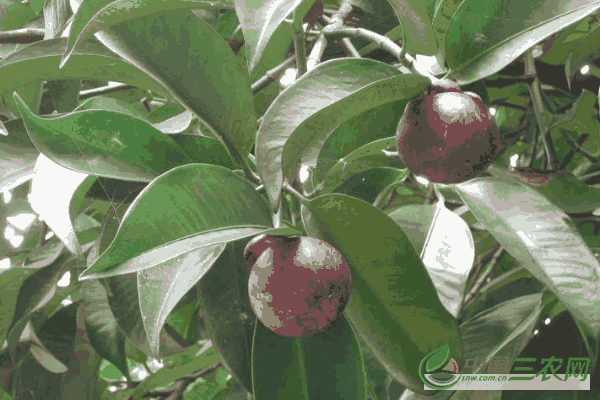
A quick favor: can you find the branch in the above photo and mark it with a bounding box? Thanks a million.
[79,83,137,100]
[524,51,558,169]
[484,75,535,88]
[558,130,597,169]
[251,57,295,94]
[321,26,436,81]
[0,28,44,44]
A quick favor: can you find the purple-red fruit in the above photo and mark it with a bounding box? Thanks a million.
[396,83,500,184]
[247,236,353,338]
[243,234,293,269]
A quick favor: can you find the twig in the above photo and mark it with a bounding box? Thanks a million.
[292,15,308,77]
[462,247,505,309]
[307,34,327,71]
[142,362,222,399]
[283,180,309,204]
[558,131,593,169]
[0,28,44,44]
[321,26,435,81]
[251,57,295,94]
[484,75,536,88]
[489,100,527,111]
[79,83,137,100]
[524,51,558,169]
[341,38,361,57]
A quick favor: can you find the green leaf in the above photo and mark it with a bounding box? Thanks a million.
[98,12,256,167]
[139,244,227,357]
[252,315,367,400]
[257,58,428,209]
[314,104,404,185]
[103,273,189,358]
[445,0,600,84]
[301,194,460,394]
[317,137,403,194]
[333,168,408,204]
[83,280,130,381]
[0,0,37,30]
[0,118,39,191]
[169,135,235,169]
[566,23,600,88]
[6,245,71,358]
[0,38,169,99]
[385,0,438,55]
[154,111,194,134]
[61,0,234,68]
[402,294,543,400]
[197,241,256,393]
[390,200,475,318]
[81,164,272,279]
[14,94,195,182]
[128,341,221,399]
[456,177,600,371]
[28,154,97,257]
[234,0,304,74]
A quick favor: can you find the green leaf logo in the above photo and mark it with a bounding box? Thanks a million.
[419,343,460,390]
[425,342,451,373]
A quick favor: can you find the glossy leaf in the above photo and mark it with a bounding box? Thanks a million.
[314,105,404,184]
[81,164,272,279]
[6,249,71,359]
[0,38,168,99]
[235,0,304,74]
[82,280,130,381]
[252,315,367,400]
[169,135,235,169]
[385,0,437,55]
[566,24,600,88]
[257,58,428,209]
[14,94,195,182]
[456,177,600,371]
[0,118,39,191]
[28,154,95,257]
[301,194,460,393]
[97,13,256,167]
[511,169,600,214]
[401,294,543,400]
[317,137,403,195]
[62,304,104,400]
[139,243,226,356]
[445,0,600,84]
[333,168,408,204]
[103,273,189,358]
[61,0,234,68]
[390,200,475,317]
[154,111,194,134]
[197,241,256,393]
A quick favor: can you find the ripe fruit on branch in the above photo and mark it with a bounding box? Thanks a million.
[396,81,500,184]
[247,236,353,338]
